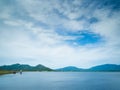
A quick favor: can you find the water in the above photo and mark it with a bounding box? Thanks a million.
[0,72,120,90]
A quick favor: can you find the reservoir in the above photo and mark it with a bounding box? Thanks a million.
[0,72,120,90]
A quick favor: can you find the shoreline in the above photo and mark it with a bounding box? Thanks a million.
[0,70,14,75]
[0,70,120,75]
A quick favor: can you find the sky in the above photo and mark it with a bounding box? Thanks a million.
[0,0,120,68]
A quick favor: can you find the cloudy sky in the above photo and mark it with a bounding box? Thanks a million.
[0,0,120,68]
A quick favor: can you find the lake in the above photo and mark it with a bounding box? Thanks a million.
[0,72,120,90]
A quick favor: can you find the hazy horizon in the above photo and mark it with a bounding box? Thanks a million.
[0,0,120,68]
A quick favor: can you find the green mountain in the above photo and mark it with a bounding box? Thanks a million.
[55,66,84,71]
[0,64,120,72]
[0,64,53,71]
[55,64,120,72]
[89,64,120,71]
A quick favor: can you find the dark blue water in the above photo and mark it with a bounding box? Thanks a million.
[0,72,120,90]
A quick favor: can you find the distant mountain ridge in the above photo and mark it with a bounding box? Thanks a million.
[89,64,120,71]
[55,64,120,72]
[55,66,84,71]
[0,64,120,72]
[0,63,53,71]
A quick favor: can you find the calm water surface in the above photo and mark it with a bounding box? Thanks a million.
[0,72,120,90]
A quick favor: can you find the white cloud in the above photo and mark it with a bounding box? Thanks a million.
[0,5,12,19]
[4,20,21,26]
[0,26,119,68]
[18,0,86,30]
[0,0,120,68]
[63,20,85,31]
[92,9,120,45]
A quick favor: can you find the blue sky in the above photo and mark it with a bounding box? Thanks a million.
[0,0,120,68]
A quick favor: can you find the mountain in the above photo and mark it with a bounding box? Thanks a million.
[0,64,53,71]
[55,64,120,72]
[0,64,120,72]
[32,64,52,71]
[89,64,120,71]
[55,66,84,71]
